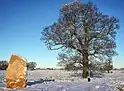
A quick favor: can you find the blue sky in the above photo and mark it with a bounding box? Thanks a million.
[0,0,124,68]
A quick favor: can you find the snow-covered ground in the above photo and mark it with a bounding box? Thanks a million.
[0,70,124,91]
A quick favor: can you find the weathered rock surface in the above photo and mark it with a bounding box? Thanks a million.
[5,54,27,89]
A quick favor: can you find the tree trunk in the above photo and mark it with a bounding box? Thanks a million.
[107,70,110,73]
[81,19,89,78]
[82,52,89,78]
[82,68,88,78]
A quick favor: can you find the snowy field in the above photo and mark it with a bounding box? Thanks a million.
[0,70,124,91]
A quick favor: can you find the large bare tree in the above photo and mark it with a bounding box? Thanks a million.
[41,1,119,78]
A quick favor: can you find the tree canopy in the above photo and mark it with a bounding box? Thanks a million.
[27,62,37,70]
[41,1,119,78]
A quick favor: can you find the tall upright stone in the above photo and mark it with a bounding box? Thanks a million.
[6,54,27,89]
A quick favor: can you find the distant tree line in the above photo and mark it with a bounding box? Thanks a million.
[0,60,37,70]
[0,60,8,70]
[27,62,37,70]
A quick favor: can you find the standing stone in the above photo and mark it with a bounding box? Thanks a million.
[6,54,27,89]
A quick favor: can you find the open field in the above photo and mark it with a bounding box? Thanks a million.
[0,70,124,91]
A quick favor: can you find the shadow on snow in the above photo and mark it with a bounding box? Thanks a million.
[27,79,55,86]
